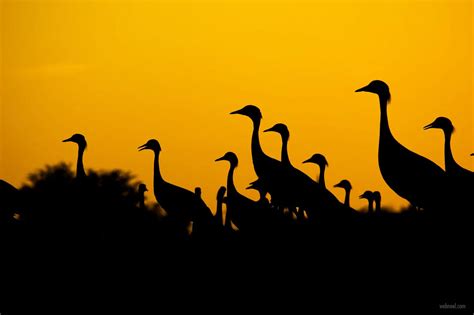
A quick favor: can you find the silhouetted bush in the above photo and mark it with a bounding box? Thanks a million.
[18,163,162,249]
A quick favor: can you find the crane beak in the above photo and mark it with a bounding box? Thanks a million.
[62,137,73,143]
[302,157,312,164]
[230,108,243,115]
[423,122,435,130]
[138,144,148,151]
[334,183,341,188]
[215,155,226,162]
[263,126,276,133]
[245,184,254,190]
[355,85,369,92]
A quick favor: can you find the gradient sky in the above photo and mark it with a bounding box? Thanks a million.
[1,0,472,212]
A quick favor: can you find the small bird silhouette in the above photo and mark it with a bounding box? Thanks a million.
[424,117,473,213]
[373,191,382,213]
[424,117,473,179]
[215,186,226,227]
[246,179,270,206]
[215,151,266,232]
[138,183,148,210]
[138,139,213,236]
[303,153,329,189]
[63,133,87,179]
[333,179,352,208]
[195,187,202,199]
[359,190,374,213]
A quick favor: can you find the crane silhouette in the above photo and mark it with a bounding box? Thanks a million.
[62,133,98,239]
[424,117,473,214]
[138,139,213,237]
[63,134,87,179]
[138,183,148,210]
[230,106,277,179]
[194,187,202,200]
[424,117,473,180]
[333,179,352,208]
[246,178,295,227]
[262,122,330,219]
[359,191,374,213]
[230,106,290,209]
[373,191,381,213]
[246,179,270,207]
[215,186,226,227]
[263,123,292,166]
[215,151,266,232]
[356,80,449,212]
[303,153,329,189]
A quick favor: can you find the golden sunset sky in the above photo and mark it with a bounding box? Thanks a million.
[1,0,472,211]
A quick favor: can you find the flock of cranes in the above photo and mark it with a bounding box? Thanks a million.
[1,80,472,241]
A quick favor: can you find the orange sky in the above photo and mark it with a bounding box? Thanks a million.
[1,0,472,211]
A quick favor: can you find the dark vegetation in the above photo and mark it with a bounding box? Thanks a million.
[1,162,470,313]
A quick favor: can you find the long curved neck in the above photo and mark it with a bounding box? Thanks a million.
[318,165,326,189]
[280,135,291,166]
[224,163,238,229]
[443,130,457,173]
[251,118,265,167]
[368,200,374,213]
[76,146,86,178]
[215,197,224,226]
[379,96,394,146]
[344,188,350,207]
[226,164,237,195]
[153,150,164,186]
[375,200,381,212]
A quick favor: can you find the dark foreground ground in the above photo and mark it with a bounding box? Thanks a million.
[0,211,472,315]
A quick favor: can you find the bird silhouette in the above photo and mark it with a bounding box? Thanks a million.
[62,134,98,239]
[195,187,202,199]
[424,117,473,215]
[138,139,213,236]
[359,191,374,213]
[424,117,473,179]
[230,106,275,177]
[246,178,296,227]
[138,183,148,210]
[63,134,87,179]
[356,80,449,211]
[333,179,352,208]
[246,179,270,206]
[215,186,226,227]
[303,153,329,189]
[230,106,289,208]
[373,191,381,213]
[262,122,329,217]
[215,151,266,232]
[263,123,292,166]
